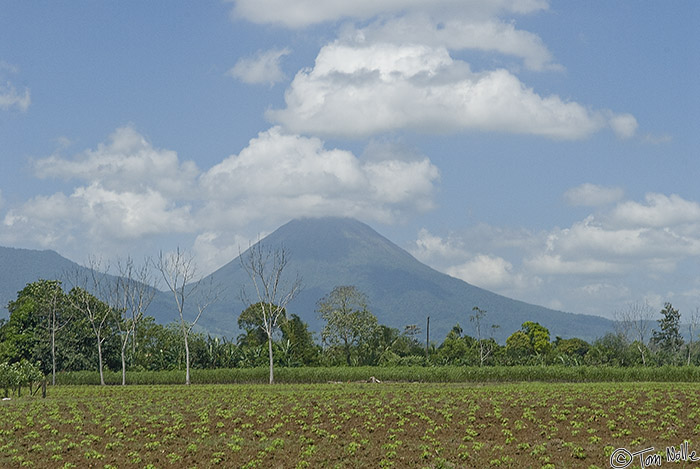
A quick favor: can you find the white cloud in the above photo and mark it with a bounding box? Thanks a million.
[410,227,538,295]
[3,126,199,257]
[411,228,467,265]
[3,184,193,248]
[3,126,440,264]
[610,193,700,228]
[192,231,252,275]
[525,253,623,275]
[231,1,559,70]
[0,61,30,112]
[270,42,610,139]
[608,113,638,139]
[70,184,193,239]
[643,133,673,144]
[228,48,291,86]
[32,125,199,198]
[233,0,637,140]
[352,13,560,71]
[199,126,440,227]
[230,0,550,29]
[411,191,700,317]
[0,80,30,112]
[447,254,526,290]
[564,183,624,207]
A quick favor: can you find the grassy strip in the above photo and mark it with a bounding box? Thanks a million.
[54,365,700,385]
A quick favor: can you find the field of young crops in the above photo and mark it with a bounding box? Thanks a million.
[2,382,700,468]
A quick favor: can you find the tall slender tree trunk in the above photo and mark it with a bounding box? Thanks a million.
[183,323,191,385]
[51,319,57,386]
[268,336,275,384]
[121,342,127,386]
[637,343,646,366]
[343,336,351,366]
[97,337,105,386]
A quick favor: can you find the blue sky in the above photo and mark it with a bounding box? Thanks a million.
[1,1,698,321]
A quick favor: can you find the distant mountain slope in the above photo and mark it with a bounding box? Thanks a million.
[195,217,616,343]
[0,247,84,316]
[0,246,173,321]
[1,218,617,343]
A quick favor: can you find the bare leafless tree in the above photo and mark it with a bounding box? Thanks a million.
[615,300,654,366]
[65,256,112,385]
[108,257,156,385]
[470,306,497,367]
[155,247,220,385]
[240,242,301,384]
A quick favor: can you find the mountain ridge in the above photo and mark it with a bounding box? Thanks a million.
[0,217,616,343]
[195,217,615,342]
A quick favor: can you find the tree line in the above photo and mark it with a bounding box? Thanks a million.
[1,246,698,386]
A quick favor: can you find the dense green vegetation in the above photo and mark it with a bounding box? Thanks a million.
[53,365,700,386]
[1,279,699,386]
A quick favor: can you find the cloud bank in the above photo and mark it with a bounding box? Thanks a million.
[229,0,637,140]
[2,126,439,271]
[411,189,700,316]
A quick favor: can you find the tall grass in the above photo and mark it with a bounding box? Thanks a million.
[54,365,700,385]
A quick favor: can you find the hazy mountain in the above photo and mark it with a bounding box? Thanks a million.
[0,246,172,321]
[1,218,616,343]
[194,217,616,343]
[0,246,83,317]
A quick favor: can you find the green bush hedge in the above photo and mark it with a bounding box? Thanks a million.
[53,365,700,386]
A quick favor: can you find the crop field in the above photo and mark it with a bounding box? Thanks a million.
[2,382,700,468]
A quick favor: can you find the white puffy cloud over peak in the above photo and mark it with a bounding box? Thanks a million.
[269,40,628,139]
[200,126,440,225]
[2,126,439,268]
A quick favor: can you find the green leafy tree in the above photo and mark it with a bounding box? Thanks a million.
[131,317,180,371]
[522,321,552,356]
[318,286,378,366]
[437,324,471,365]
[280,314,320,366]
[652,302,684,363]
[505,330,532,364]
[584,333,631,366]
[3,280,72,383]
[0,361,42,398]
[237,302,273,348]
[394,324,425,357]
[2,288,46,366]
[553,337,590,365]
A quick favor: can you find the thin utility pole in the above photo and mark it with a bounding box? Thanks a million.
[426,316,430,359]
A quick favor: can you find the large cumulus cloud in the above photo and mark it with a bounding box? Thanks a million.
[2,126,440,271]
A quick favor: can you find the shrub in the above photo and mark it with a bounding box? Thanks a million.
[0,360,44,397]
